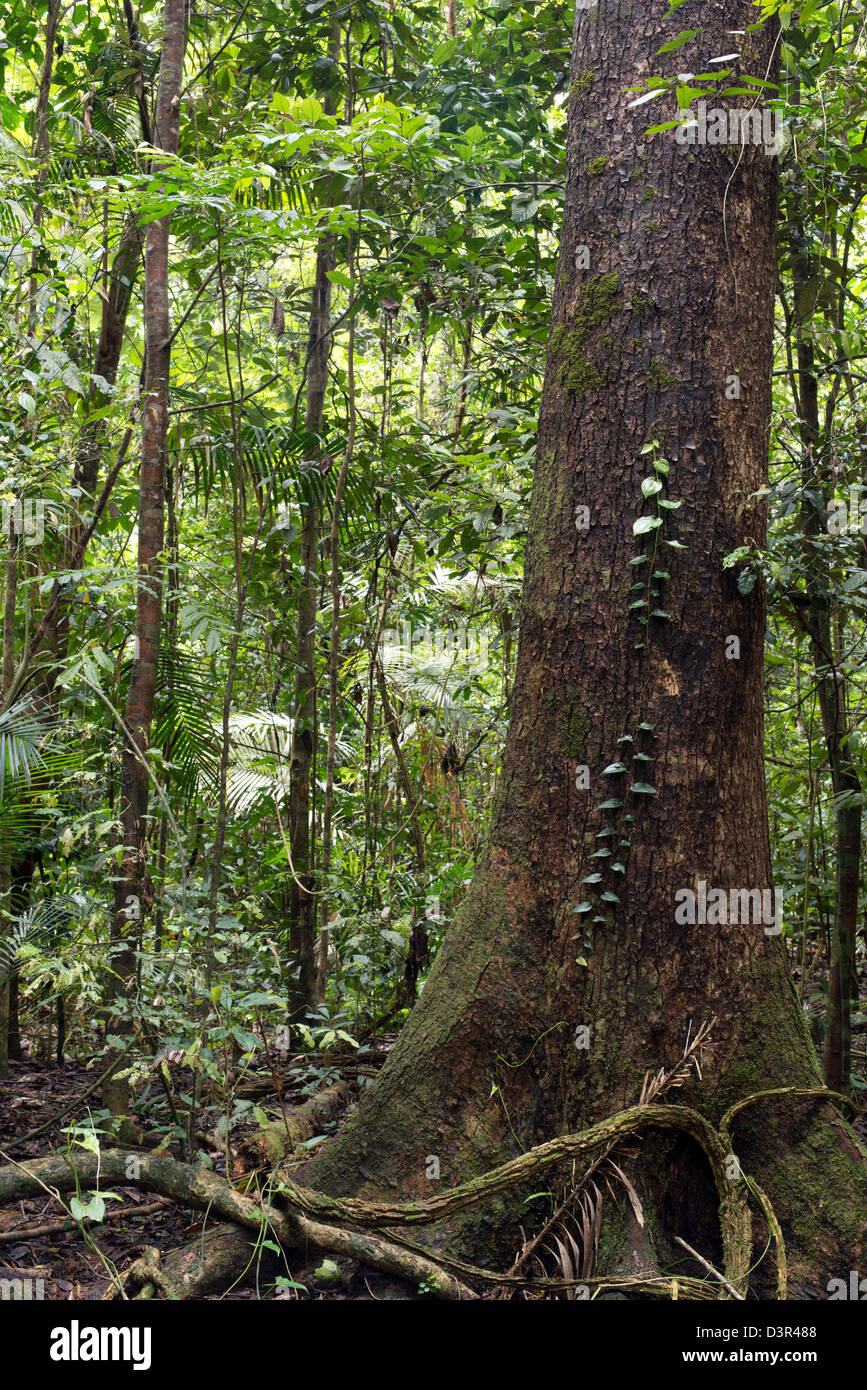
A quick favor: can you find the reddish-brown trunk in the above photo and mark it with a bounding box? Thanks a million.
[305,0,867,1292]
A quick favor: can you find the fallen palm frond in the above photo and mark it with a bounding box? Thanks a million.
[639,1016,716,1106]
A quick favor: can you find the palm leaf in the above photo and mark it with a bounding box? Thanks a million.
[0,699,51,802]
[0,893,85,986]
[154,645,220,799]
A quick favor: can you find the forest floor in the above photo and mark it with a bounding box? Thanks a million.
[2,951,866,1300]
[0,1050,395,1299]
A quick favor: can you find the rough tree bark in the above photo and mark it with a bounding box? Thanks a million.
[103,0,186,1123]
[304,0,867,1293]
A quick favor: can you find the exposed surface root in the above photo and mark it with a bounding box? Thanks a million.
[0,1086,854,1300]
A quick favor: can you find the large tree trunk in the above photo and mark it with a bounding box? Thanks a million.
[103,0,186,1124]
[304,0,867,1292]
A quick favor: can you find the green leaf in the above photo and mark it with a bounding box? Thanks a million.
[641,476,663,497]
[652,457,670,475]
[600,891,620,903]
[656,29,699,53]
[676,83,711,105]
[582,873,604,884]
[633,515,662,534]
[599,798,623,810]
[69,1192,106,1224]
[511,196,539,224]
[602,762,627,774]
[432,38,457,64]
[645,120,689,135]
[630,782,658,794]
[658,498,682,510]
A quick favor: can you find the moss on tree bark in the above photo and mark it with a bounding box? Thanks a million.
[302,0,867,1292]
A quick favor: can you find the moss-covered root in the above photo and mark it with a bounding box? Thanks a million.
[287,1101,755,1295]
[247,1080,350,1167]
[112,1225,281,1301]
[0,1148,475,1301]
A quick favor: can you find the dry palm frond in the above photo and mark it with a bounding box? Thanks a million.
[508,1165,603,1298]
[544,1187,602,1298]
[639,1016,716,1105]
[577,1185,602,1277]
[605,1159,645,1229]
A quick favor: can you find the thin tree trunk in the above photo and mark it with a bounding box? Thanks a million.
[375,658,429,998]
[788,218,861,1093]
[285,20,342,1021]
[287,234,336,1021]
[2,524,17,709]
[0,523,18,1076]
[41,216,143,692]
[104,0,186,1126]
[28,0,147,699]
[205,241,274,972]
[317,292,357,1003]
[27,0,62,320]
